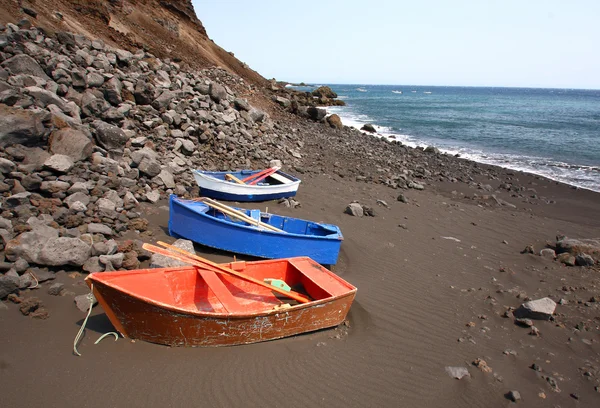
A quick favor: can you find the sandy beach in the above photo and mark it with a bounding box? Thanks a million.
[2,162,599,407]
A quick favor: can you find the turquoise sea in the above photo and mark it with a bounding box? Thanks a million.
[294,85,600,192]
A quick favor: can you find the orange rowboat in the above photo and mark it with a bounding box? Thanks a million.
[85,257,356,347]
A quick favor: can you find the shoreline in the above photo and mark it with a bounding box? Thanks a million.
[308,87,600,193]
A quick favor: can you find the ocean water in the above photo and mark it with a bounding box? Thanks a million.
[298,85,600,192]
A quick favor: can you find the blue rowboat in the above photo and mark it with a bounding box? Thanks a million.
[192,169,301,202]
[168,195,343,265]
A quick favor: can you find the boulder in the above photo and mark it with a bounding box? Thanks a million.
[87,223,114,236]
[86,72,105,87]
[1,54,50,80]
[312,86,337,99]
[5,226,59,264]
[48,128,93,161]
[0,105,46,147]
[0,157,16,173]
[74,293,97,313]
[576,254,595,266]
[43,154,74,173]
[134,80,155,105]
[103,77,123,105]
[344,202,364,217]
[539,248,556,259]
[0,275,18,299]
[152,90,178,109]
[361,124,376,133]
[307,107,326,121]
[327,114,343,129]
[38,237,91,266]
[248,108,265,123]
[274,96,291,108]
[150,239,195,268]
[556,237,600,262]
[209,82,227,102]
[93,120,129,150]
[25,86,67,110]
[233,98,250,111]
[138,157,162,177]
[514,297,557,320]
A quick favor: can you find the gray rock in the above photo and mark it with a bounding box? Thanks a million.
[408,181,425,190]
[307,107,327,121]
[38,237,91,266]
[134,80,155,105]
[28,267,55,283]
[115,49,134,64]
[74,293,97,313]
[6,192,32,207]
[25,86,67,110]
[0,275,19,299]
[64,191,91,208]
[1,54,50,80]
[87,223,114,236]
[180,139,195,155]
[99,253,124,269]
[233,98,250,111]
[209,82,227,102]
[0,104,46,147]
[445,366,470,380]
[83,256,103,273]
[0,216,13,230]
[506,391,521,402]
[103,77,122,105]
[576,253,595,266]
[84,71,103,87]
[344,202,364,217]
[138,157,161,177]
[539,248,556,259]
[150,239,194,268]
[5,226,59,263]
[14,258,29,273]
[96,198,116,214]
[0,157,16,173]
[514,297,557,320]
[397,193,408,203]
[49,128,94,162]
[43,154,74,173]
[156,169,176,188]
[248,108,265,123]
[93,120,129,150]
[48,283,65,296]
[153,90,178,109]
[40,180,70,193]
[361,124,376,133]
[275,96,291,108]
[145,190,160,203]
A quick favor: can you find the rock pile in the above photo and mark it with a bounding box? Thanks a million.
[0,22,306,299]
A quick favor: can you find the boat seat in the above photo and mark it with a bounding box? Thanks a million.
[269,172,293,184]
[287,258,348,297]
[197,269,247,314]
[249,209,261,224]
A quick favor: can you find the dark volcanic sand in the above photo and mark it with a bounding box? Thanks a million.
[1,169,599,408]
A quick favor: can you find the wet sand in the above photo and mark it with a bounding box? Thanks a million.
[1,168,599,407]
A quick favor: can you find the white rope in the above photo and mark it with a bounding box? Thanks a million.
[73,285,94,357]
[73,284,120,356]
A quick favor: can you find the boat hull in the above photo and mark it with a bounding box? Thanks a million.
[168,196,343,265]
[193,169,301,202]
[91,281,355,347]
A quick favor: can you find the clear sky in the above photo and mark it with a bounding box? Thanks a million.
[194,0,600,89]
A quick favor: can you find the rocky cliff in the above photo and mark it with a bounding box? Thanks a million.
[0,0,266,86]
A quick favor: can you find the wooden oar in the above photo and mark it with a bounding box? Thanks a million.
[248,167,280,185]
[144,242,311,304]
[225,174,245,185]
[241,167,277,184]
[200,198,284,233]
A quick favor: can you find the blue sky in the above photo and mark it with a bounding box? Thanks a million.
[194,0,600,89]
